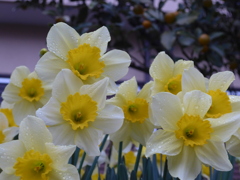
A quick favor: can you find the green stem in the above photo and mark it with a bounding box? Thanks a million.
[78,151,86,177]
[134,144,143,173]
[73,147,80,166]
[117,141,123,180]
[85,134,109,180]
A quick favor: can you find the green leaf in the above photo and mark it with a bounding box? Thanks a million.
[130,170,138,180]
[144,9,164,21]
[176,11,199,25]
[207,52,223,67]
[162,160,172,180]
[118,163,129,180]
[178,35,195,46]
[195,28,202,37]
[105,166,117,180]
[161,31,176,50]
[210,44,225,57]
[210,32,224,40]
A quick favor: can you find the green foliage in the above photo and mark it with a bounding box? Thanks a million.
[15,0,240,78]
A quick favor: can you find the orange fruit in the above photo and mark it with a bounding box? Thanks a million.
[164,12,179,24]
[142,20,152,28]
[198,34,210,46]
[133,4,144,15]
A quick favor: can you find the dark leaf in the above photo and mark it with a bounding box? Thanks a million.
[210,32,224,40]
[176,11,199,25]
[160,30,176,50]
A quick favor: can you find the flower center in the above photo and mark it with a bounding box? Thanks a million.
[164,74,182,95]
[66,43,105,81]
[19,78,44,102]
[13,150,52,180]
[0,108,17,127]
[0,131,5,143]
[123,98,149,123]
[175,114,213,147]
[206,89,232,118]
[124,151,136,168]
[60,93,98,130]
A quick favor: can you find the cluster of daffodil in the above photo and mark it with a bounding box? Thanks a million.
[0,22,240,180]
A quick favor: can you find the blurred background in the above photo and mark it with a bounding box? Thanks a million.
[1,0,240,96]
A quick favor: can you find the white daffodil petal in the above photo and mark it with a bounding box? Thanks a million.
[0,113,8,130]
[49,164,80,180]
[2,83,22,104]
[92,104,124,134]
[229,95,240,112]
[151,79,166,95]
[52,69,84,102]
[48,123,75,146]
[149,52,174,81]
[117,77,138,101]
[0,172,19,180]
[209,112,240,142]
[79,26,110,56]
[110,121,131,150]
[183,90,211,117]
[10,66,30,87]
[209,71,235,91]
[19,116,52,152]
[12,100,37,125]
[3,127,19,142]
[226,135,240,157]
[45,143,76,170]
[105,78,118,95]
[137,81,153,101]
[107,94,126,108]
[36,97,64,126]
[146,129,182,157]
[47,22,79,60]
[74,127,103,156]
[39,89,52,105]
[0,140,26,174]
[80,78,109,110]
[182,67,206,93]
[35,51,70,84]
[130,120,155,146]
[173,60,194,76]
[100,49,131,81]
[168,146,201,180]
[1,101,14,109]
[150,92,183,130]
[195,141,232,171]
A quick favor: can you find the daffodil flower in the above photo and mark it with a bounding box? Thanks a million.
[226,128,240,157]
[108,77,155,150]
[35,22,131,95]
[149,51,194,95]
[0,115,79,180]
[36,69,124,156]
[2,66,51,125]
[182,67,239,118]
[0,101,17,127]
[146,90,240,180]
[0,112,18,144]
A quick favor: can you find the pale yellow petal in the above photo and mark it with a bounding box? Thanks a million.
[47,22,79,60]
[208,71,235,92]
[79,26,110,56]
[149,51,174,82]
[183,90,211,118]
[173,60,194,76]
